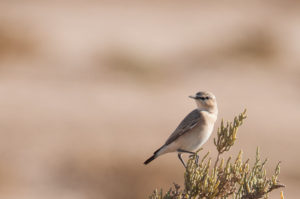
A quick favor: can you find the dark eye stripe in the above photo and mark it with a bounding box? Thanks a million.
[197,96,210,100]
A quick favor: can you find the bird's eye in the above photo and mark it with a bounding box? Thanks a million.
[199,96,210,100]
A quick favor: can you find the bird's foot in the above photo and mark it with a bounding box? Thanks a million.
[189,154,199,165]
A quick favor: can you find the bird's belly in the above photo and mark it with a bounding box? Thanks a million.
[179,125,213,152]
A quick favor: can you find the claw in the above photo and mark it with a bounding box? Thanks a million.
[195,154,199,164]
[188,154,199,165]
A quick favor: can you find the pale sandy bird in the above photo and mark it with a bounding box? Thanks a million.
[144,91,218,167]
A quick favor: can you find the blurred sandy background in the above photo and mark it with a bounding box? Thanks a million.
[0,1,299,199]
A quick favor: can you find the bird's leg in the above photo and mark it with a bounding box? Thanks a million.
[178,153,186,168]
[188,154,199,165]
[178,149,195,154]
[195,154,199,165]
[178,149,199,165]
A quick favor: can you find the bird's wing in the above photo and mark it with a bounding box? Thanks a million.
[165,109,204,145]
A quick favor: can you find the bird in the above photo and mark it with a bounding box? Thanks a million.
[144,91,218,167]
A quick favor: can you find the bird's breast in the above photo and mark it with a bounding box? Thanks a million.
[178,121,215,152]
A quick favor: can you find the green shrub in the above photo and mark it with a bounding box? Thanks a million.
[149,110,285,199]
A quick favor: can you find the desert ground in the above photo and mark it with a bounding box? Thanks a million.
[0,1,299,198]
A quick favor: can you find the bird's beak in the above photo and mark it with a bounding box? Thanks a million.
[189,95,196,99]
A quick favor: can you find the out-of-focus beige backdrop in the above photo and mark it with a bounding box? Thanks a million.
[0,1,299,199]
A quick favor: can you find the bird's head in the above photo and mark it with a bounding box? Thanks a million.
[189,91,218,114]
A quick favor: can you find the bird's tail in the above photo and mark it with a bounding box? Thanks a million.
[144,155,156,165]
[144,145,165,165]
